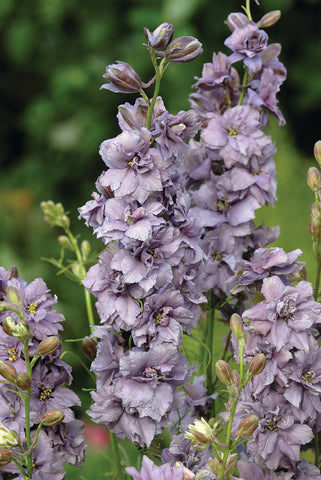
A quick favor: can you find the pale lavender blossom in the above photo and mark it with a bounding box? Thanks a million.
[126,455,184,480]
[117,96,166,132]
[224,22,269,72]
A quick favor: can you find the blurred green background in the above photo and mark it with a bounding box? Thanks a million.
[0,0,321,477]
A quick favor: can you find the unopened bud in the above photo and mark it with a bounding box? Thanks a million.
[257,10,281,28]
[311,202,319,218]
[101,61,143,94]
[6,286,22,306]
[81,240,91,260]
[2,317,29,340]
[207,457,222,476]
[61,214,70,229]
[314,141,321,168]
[0,448,12,466]
[236,415,259,438]
[248,353,266,376]
[215,360,233,385]
[164,36,203,63]
[7,265,18,280]
[0,361,18,384]
[0,424,19,448]
[82,336,97,361]
[307,167,321,192]
[16,373,32,390]
[309,217,321,242]
[35,336,61,357]
[41,409,65,426]
[226,12,249,31]
[71,262,84,280]
[144,22,174,50]
[41,201,69,229]
[58,235,72,249]
[230,313,243,339]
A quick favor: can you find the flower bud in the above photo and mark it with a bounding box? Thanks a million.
[307,167,321,192]
[81,240,91,261]
[185,418,213,445]
[0,361,18,384]
[7,265,18,280]
[2,317,29,340]
[0,447,12,466]
[41,201,69,228]
[311,202,319,219]
[144,23,174,50]
[257,10,281,28]
[6,286,22,306]
[61,214,70,229]
[16,373,32,390]
[0,424,19,448]
[248,353,266,376]
[41,409,65,426]
[101,61,143,94]
[236,415,259,438]
[215,360,233,385]
[58,235,72,249]
[164,36,203,63]
[207,457,222,476]
[82,336,97,361]
[226,12,249,31]
[71,262,84,280]
[35,336,61,357]
[314,140,321,167]
[309,217,321,242]
[230,313,243,339]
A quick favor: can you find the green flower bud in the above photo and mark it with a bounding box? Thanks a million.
[81,240,91,260]
[311,202,319,219]
[215,360,233,385]
[257,10,281,28]
[309,217,321,242]
[0,361,18,384]
[0,424,19,448]
[236,415,259,438]
[248,353,266,376]
[307,167,321,192]
[230,313,243,339]
[41,409,65,426]
[16,373,32,390]
[82,336,97,361]
[35,336,61,357]
[71,262,84,280]
[0,447,12,466]
[314,140,321,168]
[40,201,70,229]
[185,418,213,445]
[58,235,72,249]
[2,317,30,340]
[6,286,22,306]
[164,36,203,63]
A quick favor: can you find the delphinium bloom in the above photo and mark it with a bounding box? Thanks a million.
[126,455,185,480]
[0,266,85,478]
[79,23,209,449]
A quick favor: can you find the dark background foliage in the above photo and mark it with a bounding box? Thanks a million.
[0,1,320,474]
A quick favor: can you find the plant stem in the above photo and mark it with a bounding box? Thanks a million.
[206,291,216,396]
[110,432,123,479]
[237,67,249,106]
[146,56,166,130]
[314,252,321,301]
[23,339,33,479]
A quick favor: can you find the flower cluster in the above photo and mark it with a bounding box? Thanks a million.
[0,266,85,478]
[184,8,286,300]
[79,23,208,447]
[229,249,321,477]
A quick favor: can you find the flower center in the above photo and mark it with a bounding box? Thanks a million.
[301,370,314,383]
[26,303,37,315]
[228,126,240,137]
[39,387,52,402]
[212,251,225,262]
[264,415,278,432]
[7,347,17,362]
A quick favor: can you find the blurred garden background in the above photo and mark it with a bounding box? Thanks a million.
[1,0,321,477]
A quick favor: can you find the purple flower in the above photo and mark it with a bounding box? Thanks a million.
[117,96,166,132]
[242,276,321,353]
[126,455,184,480]
[201,105,271,169]
[46,419,86,468]
[99,127,168,203]
[224,22,269,72]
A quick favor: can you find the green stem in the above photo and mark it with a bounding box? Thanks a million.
[314,252,321,301]
[237,67,249,106]
[110,432,123,479]
[146,56,167,130]
[206,291,216,395]
[23,339,33,479]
